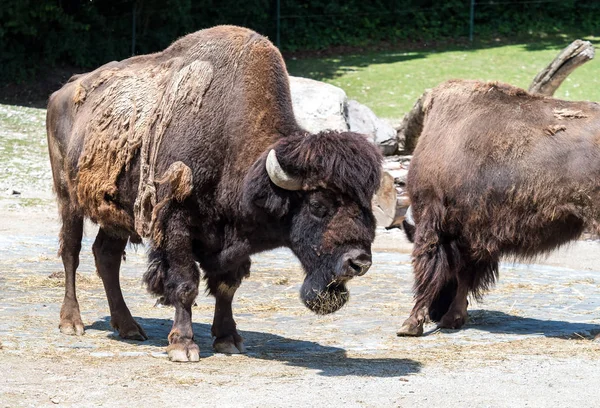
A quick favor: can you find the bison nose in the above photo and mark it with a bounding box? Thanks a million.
[344,249,372,276]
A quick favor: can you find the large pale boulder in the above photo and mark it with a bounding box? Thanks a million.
[346,100,398,155]
[289,76,407,227]
[289,76,348,133]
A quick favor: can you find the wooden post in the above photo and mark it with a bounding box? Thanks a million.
[528,40,595,96]
[131,2,137,56]
[469,0,475,42]
[276,0,281,49]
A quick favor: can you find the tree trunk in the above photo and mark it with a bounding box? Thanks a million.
[528,40,595,96]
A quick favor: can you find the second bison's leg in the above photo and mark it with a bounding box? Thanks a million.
[92,228,147,340]
[398,232,456,337]
[206,260,250,354]
[437,280,469,329]
[437,259,498,329]
[58,210,85,336]
[397,302,429,337]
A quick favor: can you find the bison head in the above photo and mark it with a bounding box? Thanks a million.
[244,131,382,314]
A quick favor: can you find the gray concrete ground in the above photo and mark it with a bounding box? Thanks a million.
[1,209,599,407]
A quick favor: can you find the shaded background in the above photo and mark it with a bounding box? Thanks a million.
[2,0,599,82]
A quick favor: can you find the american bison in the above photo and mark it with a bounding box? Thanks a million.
[46,25,382,361]
[397,79,600,339]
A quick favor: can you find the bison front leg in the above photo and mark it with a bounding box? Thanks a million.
[58,211,85,336]
[92,229,147,340]
[397,303,428,337]
[160,212,201,362]
[206,261,250,354]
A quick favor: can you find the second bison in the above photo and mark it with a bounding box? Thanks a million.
[398,79,600,339]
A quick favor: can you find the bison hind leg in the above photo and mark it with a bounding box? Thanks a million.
[58,208,85,336]
[435,259,499,330]
[428,279,457,322]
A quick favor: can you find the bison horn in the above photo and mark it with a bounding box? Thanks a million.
[265,149,303,191]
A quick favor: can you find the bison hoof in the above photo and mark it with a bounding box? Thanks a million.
[167,339,200,362]
[112,318,148,341]
[438,313,467,330]
[213,334,246,354]
[59,319,85,336]
[396,321,424,337]
[594,333,600,343]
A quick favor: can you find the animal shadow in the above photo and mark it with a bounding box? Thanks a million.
[454,309,600,339]
[89,316,421,378]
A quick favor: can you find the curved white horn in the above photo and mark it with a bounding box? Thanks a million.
[265,149,303,191]
[404,205,415,226]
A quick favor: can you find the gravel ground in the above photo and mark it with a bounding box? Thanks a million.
[1,103,599,407]
[1,209,599,407]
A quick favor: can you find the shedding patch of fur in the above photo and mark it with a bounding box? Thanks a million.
[74,59,212,239]
[545,124,567,136]
[553,108,587,120]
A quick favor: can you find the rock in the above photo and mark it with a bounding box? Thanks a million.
[372,171,397,227]
[289,77,399,155]
[346,100,398,155]
[1,188,21,197]
[388,169,408,185]
[289,76,348,133]
[380,157,412,228]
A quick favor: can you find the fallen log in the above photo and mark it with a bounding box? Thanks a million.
[528,40,595,96]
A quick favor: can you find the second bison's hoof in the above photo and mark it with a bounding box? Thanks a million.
[397,322,424,337]
[438,313,467,330]
[167,339,200,362]
[213,334,246,354]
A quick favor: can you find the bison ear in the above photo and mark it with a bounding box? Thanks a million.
[242,155,291,218]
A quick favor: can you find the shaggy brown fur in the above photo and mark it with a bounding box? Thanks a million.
[72,57,213,240]
[46,25,381,361]
[398,79,600,336]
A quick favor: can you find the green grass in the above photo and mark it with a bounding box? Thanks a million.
[286,36,600,119]
[0,103,53,210]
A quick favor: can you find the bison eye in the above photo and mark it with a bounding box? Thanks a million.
[308,200,328,218]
